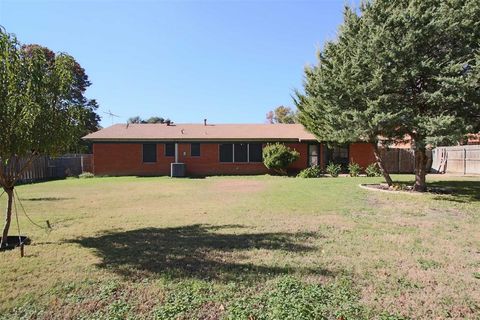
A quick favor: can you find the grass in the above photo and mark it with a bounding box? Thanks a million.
[0,174,479,319]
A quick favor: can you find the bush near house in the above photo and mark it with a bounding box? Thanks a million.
[263,143,299,175]
[297,165,323,178]
[348,162,362,177]
[79,172,95,179]
[365,163,382,177]
[326,162,342,177]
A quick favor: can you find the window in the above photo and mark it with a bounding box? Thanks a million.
[248,143,263,162]
[219,144,233,162]
[143,144,157,163]
[308,144,319,166]
[191,143,201,157]
[165,143,175,157]
[220,143,263,163]
[234,143,248,162]
[333,146,348,160]
[324,145,349,170]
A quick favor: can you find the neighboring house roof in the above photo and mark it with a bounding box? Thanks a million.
[83,123,318,142]
[467,133,480,145]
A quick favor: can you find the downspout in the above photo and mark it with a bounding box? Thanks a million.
[175,143,178,163]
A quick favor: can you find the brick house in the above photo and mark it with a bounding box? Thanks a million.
[83,122,377,176]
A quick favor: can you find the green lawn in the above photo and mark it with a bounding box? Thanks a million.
[0,175,479,319]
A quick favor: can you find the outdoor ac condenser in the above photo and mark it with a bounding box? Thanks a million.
[171,163,186,177]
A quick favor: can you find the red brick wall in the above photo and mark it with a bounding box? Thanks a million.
[92,142,310,176]
[349,142,376,170]
[92,143,171,176]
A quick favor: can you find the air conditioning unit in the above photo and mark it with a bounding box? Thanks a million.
[171,163,186,177]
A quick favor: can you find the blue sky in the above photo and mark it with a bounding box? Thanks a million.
[0,0,354,127]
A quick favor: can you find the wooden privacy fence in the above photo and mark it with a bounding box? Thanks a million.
[378,148,432,174]
[431,145,480,175]
[12,154,93,183]
[380,148,413,173]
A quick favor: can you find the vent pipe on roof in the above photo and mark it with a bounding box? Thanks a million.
[204,119,207,126]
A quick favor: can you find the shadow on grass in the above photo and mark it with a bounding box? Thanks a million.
[427,180,480,203]
[71,224,331,282]
[392,179,480,202]
[23,197,74,201]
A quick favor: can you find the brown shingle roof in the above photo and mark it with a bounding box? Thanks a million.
[83,123,317,142]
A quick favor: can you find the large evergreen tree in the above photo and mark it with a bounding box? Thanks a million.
[295,6,399,185]
[296,0,480,191]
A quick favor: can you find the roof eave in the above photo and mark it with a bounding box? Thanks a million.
[84,137,313,142]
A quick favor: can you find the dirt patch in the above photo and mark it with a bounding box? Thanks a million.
[211,179,267,193]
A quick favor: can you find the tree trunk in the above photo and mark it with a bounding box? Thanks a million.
[372,144,393,187]
[0,187,14,249]
[413,147,428,192]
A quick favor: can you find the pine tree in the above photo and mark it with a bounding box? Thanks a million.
[296,0,480,191]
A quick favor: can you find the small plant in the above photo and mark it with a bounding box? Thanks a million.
[365,163,381,177]
[154,282,211,320]
[297,165,323,178]
[348,162,362,177]
[107,300,132,320]
[263,143,300,175]
[418,258,441,270]
[389,183,410,191]
[79,172,95,179]
[325,162,341,177]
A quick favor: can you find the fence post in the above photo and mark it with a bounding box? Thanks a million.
[464,148,467,175]
[413,149,416,173]
[398,149,401,173]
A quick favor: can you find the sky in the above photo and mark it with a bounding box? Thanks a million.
[0,0,355,127]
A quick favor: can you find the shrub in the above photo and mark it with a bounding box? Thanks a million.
[79,172,95,179]
[365,163,382,177]
[263,143,300,175]
[348,162,362,177]
[297,165,323,178]
[325,162,341,177]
